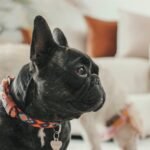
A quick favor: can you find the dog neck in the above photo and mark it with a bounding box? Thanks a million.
[9,64,58,122]
[10,64,33,110]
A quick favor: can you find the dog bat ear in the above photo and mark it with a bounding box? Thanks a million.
[30,16,56,63]
[53,28,68,47]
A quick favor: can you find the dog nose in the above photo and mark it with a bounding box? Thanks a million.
[91,74,100,85]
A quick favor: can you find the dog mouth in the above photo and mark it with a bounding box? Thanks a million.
[72,80,106,112]
[68,94,105,113]
[72,87,106,112]
[43,95,105,122]
[51,99,102,122]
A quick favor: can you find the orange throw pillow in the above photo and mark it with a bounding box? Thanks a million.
[84,16,117,57]
[20,28,32,44]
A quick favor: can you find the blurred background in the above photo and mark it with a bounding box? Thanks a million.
[0,0,150,149]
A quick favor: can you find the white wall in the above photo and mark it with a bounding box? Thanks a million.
[29,0,150,27]
[29,0,86,29]
[1,0,150,44]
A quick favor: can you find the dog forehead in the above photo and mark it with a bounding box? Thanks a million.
[66,49,98,69]
[66,49,92,63]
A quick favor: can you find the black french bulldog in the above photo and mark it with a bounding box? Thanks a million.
[0,16,105,150]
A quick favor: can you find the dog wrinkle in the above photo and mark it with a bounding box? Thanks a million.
[38,128,46,147]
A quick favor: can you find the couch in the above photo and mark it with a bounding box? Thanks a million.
[0,43,149,138]
[0,0,150,139]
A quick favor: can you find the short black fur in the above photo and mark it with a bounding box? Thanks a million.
[0,16,105,150]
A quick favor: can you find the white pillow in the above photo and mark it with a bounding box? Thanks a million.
[93,57,150,94]
[117,9,150,59]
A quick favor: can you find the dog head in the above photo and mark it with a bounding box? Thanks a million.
[27,16,105,122]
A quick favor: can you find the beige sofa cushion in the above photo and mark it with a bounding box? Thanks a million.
[93,57,150,94]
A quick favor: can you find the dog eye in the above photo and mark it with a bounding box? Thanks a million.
[75,66,88,77]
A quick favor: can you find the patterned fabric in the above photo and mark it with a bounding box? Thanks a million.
[0,77,60,128]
